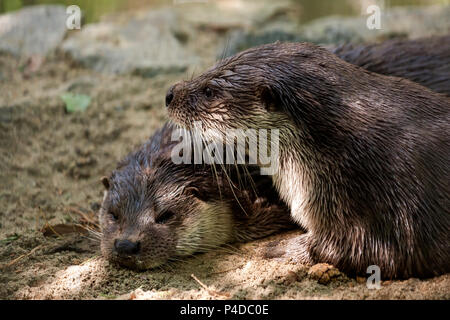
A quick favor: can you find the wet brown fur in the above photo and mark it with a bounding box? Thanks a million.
[99,123,295,270]
[167,42,450,279]
[333,35,450,96]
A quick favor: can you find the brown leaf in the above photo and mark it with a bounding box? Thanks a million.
[41,223,88,237]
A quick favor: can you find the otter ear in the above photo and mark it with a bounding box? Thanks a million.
[184,186,209,201]
[259,85,280,112]
[100,176,110,190]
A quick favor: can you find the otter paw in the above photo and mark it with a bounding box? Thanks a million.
[308,263,343,285]
[262,234,312,265]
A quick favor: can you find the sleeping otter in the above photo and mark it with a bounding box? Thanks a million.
[99,123,294,270]
[166,42,450,279]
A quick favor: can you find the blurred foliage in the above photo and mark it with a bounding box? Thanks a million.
[61,93,91,113]
[0,233,21,244]
[0,0,164,23]
[0,0,447,24]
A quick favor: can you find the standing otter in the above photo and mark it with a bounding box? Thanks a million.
[99,123,294,270]
[332,35,450,96]
[166,42,450,278]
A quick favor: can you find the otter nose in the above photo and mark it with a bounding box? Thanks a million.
[165,86,175,107]
[114,239,140,256]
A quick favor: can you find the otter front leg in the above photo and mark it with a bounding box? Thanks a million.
[264,232,314,265]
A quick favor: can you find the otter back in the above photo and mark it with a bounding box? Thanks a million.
[333,35,450,96]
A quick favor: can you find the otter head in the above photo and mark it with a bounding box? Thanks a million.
[165,54,279,138]
[99,126,234,270]
[166,43,336,137]
[165,42,355,168]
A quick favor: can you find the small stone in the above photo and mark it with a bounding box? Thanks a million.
[284,271,298,284]
[308,263,342,285]
[356,276,366,284]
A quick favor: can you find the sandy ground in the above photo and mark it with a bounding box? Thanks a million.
[0,22,449,300]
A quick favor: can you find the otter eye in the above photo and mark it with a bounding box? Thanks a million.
[155,210,175,224]
[109,211,119,221]
[204,87,213,98]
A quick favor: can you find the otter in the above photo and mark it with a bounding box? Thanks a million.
[332,35,450,96]
[166,42,450,279]
[99,122,294,270]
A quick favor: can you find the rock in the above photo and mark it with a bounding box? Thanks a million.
[308,263,344,285]
[221,5,450,58]
[284,271,299,284]
[356,276,366,284]
[62,8,197,77]
[221,29,306,58]
[284,269,307,284]
[0,5,67,58]
[177,0,299,32]
[302,5,450,44]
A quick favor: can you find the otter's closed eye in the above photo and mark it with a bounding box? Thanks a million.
[109,211,119,221]
[155,210,175,224]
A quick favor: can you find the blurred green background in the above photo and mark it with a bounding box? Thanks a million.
[0,0,447,24]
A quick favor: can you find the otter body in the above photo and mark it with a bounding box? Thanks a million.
[167,42,450,278]
[333,35,450,96]
[99,123,294,270]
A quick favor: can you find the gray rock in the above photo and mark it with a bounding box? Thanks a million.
[62,8,197,77]
[221,5,450,58]
[176,0,298,32]
[302,5,450,44]
[0,5,67,57]
[221,29,307,59]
